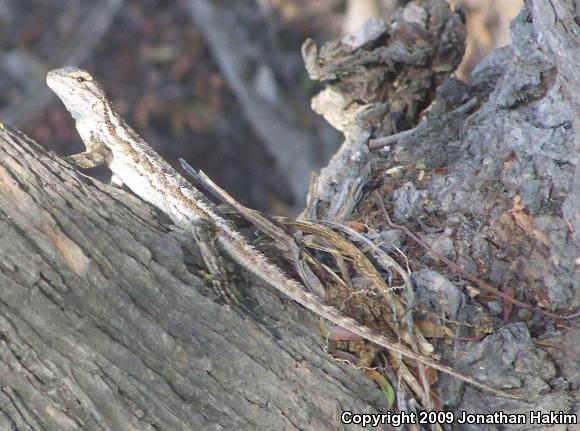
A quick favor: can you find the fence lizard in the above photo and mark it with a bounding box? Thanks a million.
[46,67,519,399]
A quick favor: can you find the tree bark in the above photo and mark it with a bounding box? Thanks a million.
[0,127,381,430]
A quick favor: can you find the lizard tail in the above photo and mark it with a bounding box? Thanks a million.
[216,229,521,399]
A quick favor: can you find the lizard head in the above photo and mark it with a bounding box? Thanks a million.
[47,67,108,121]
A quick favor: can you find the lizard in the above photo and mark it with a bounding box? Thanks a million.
[46,66,520,399]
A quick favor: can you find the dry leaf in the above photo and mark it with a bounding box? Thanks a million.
[415,320,454,339]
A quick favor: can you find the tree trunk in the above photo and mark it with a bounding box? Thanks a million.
[0,128,381,430]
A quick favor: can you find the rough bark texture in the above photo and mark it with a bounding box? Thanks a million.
[0,0,579,429]
[0,128,382,430]
[306,0,580,424]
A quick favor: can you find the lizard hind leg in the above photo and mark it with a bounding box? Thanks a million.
[190,220,271,316]
[190,219,225,276]
[189,219,242,306]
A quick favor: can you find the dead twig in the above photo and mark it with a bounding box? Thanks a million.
[368,98,480,150]
[180,158,329,297]
[181,158,441,403]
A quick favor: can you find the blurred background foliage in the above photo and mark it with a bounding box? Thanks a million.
[0,0,521,213]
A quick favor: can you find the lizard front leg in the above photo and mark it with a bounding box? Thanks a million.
[65,137,112,169]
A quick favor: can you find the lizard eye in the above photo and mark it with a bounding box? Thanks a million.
[76,77,85,83]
